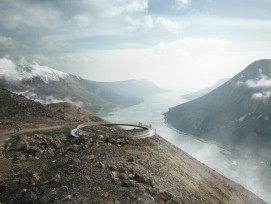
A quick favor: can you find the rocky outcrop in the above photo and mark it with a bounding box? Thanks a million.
[0,124,265,204]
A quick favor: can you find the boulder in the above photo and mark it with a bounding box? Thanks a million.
[31,172,41,184]
[98,162,105,169]
[134,173,147,184]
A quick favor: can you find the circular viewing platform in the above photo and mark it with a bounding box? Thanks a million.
[70,122,156,139]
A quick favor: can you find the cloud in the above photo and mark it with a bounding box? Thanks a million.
[49,0,148,17]
[0,0,148,30]
[0,0,61,29]
[245,75,271,89]
[14,90,84,107]
[125,15,154,32]
[125,15,181,34]
[236,75,271,101]
[251,91,271,102]
[105,0,148,16]
[154,38,229,56]
[0,57,68,83]
[0,36,17,49]
[155,17,181,34]
[174,0,191,10]
[0,58,18,80]
[0,0,150,62]
[42,95,84,107]
[71,15,92,28]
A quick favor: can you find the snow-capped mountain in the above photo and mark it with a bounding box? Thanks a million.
[0,58,164,114]
[0,58,68,83]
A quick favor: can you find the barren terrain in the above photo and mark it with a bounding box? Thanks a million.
[0,89,265,203]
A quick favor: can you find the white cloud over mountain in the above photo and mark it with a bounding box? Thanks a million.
[252,91,271,101]
[0,58,68,83]
[237,74,271,101]
[246,75,271,89]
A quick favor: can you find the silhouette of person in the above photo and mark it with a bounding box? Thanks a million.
[150,125,152,129]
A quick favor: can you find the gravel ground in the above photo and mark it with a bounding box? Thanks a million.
[0,123,265,204]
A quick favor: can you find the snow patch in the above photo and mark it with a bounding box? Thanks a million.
[238,112,254,122]
[30,63,68,83]
[0,57,68,83]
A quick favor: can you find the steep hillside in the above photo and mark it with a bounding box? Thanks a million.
[165,59,271,156]
[182,78,228,100]
[0,90,265,204]
[0,58,163,114]
[0,88,100,133]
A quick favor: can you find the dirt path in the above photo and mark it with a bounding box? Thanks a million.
[0,122,79,137]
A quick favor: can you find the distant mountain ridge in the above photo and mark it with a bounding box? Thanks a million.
[0,58,164,114]
[182,78,229,100]
[164,59,271,158]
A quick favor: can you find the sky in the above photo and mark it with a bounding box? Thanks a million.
[1,0,271,92]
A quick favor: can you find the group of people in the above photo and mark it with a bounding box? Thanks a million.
[138,122,152,129]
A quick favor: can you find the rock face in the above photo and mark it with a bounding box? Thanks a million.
[165,59,271,155]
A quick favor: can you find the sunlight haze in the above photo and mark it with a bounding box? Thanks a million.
[1,0,271,91]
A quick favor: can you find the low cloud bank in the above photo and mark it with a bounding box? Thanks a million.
[237,74,271,102]
[0,57,68,83]
[246,75,271,89]
[15,90,84,107]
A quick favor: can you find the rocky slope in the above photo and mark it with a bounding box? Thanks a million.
[0,89,265,203]
[0,58,164,114]
[165,59,271,158]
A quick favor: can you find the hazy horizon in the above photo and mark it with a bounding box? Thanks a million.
[1,0,271,92]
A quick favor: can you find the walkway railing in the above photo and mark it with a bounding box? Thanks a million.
[70,122,156,139]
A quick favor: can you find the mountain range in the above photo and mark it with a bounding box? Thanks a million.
[182,78,229,100]
[165,59,271,158]
[0,58,164,115]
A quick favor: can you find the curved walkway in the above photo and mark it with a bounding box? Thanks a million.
[70,122,156,139]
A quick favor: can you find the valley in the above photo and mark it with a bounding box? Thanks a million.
[0,89,265,203]
[0,58,164,115]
